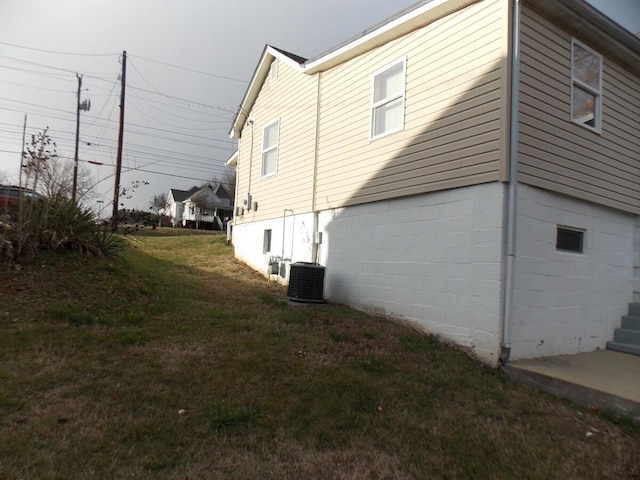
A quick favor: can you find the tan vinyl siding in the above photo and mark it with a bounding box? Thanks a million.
[519,6,640,214]
[315,0,506,210]
[235,59,318,222]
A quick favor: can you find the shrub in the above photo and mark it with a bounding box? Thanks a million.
[3,197,126,261]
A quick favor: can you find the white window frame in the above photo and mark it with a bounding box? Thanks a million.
[370,56,407,141]
[570,38,602,134]
[261,118,279,178]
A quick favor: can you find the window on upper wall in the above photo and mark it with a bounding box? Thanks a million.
[370,57,406,140]
[261,119,279,177]
[571,39,602,133]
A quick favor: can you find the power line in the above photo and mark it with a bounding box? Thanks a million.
[126,101,218,131]
[0,100,235,146]
[126,84,234,112]
[124,90,232,119]
[129,54,247,83]
[0,53,115,77]
[0,40,118,57]
[0,63,73,79]
[0,79,75,94]
[128,92,229,125]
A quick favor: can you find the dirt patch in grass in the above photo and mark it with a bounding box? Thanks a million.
[1,231,639,479]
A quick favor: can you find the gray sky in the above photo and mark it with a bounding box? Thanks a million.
[0,0,638,211]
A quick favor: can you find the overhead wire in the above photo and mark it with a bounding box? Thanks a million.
[0,98,234,145]
[127,91,230,125]
[129,54,247,83]
[0,53,116,77]
[0,40,118,57]
[0,48,241,196]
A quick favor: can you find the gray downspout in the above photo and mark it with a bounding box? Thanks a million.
[502,0,521,364]
[311,72,322,264]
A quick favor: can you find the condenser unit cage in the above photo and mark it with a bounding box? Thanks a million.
[287,262,326,303]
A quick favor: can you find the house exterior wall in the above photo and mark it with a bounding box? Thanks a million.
[232,212,315,281]
[314,0,508,211]
[318,182,505,365]
[229,0,640,364]
[635,216,640,303]
[167,193,182,227]
[173,205,183,227]
[510,184,635,360]
[518,5,640,215]
[235,58,318,223]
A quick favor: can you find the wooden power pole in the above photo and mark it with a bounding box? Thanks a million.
[111,50,127,232]
[72,74,82,203]
[72,74,90,203]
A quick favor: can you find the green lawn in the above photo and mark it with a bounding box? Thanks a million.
[1,230,638,479]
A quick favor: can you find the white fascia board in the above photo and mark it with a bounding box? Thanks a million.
[226,150,239,167]
[528,0,640,75]
[229,46,305,140]
[303,0,477,74]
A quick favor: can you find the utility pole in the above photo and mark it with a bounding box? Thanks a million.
[17,114,26,256]
[72,74,90,203]
[111,50,127,232]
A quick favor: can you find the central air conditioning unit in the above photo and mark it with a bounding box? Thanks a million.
[287,262,326,303]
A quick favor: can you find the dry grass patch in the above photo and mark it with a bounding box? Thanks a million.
[0,231,639,479]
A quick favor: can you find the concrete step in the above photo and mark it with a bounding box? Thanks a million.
[503,350,640,424]
[607,341,640,356]
[629,303,640,317]
[621,315,640,331]
[614,328,640,345]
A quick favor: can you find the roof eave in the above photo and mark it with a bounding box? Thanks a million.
[525,0,640,75]
[304,0,480,74]
[229,46,306,140]
[226,150,238,167]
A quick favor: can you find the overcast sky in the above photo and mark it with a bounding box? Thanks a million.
[0,0,638,212]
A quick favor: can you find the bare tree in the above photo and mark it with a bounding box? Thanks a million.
[39,158,94,201]
[207,170,236,201]
[22,128,57,194]
[21,128,96,202]
[150,193,170,227]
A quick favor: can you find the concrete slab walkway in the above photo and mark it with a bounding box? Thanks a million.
[503,350,640,424]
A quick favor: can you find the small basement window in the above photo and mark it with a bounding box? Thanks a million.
[263,229,272,254]
[556,226,584,253]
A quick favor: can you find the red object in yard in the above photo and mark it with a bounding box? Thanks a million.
[0,185,41,214]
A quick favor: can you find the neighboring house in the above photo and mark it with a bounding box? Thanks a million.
[227,0,640,366]
[167,185,233,230]
[167,186,198,227]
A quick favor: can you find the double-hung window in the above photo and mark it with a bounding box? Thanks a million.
[262,119,279,177]
[571,39,602,133]
[370,57,406,140]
